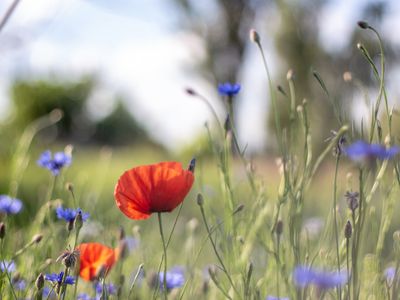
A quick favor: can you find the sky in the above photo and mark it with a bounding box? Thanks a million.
[0,0,399,151]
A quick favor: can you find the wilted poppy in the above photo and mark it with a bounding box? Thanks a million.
[76,243,117,281]
[114,161,195,220]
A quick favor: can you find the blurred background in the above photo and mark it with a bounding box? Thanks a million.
[1,0,400,223]
[1,0,400,152]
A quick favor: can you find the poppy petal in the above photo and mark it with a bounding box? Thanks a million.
[114,162,194,220]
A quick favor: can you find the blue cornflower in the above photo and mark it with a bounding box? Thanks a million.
[56,206,89,222]
[95,282,117,295]
[0,260,16,273]
[159,266,185,290]
[385,267,396,285]
[42,286,57,298]
[0,195,23,215]
[293,265,347,290]
[345,140,400,161]
[12,278,26,291]
[218,82,241,96]
[45,272,75,285]
[266,296,289,300]
[37,150,71,175]
[77,293,93,300]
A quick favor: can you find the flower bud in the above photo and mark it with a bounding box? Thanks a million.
[357,21,369,29]
[35,273,44,290]
[233,204,244,215]
[343,72,352,82]
[32,233,43,244]
[286,69,294,81]
[276,220,283,236]
[249,29,260,43]
[185,87,197,96]
[197,194,204,206]
[0,222,5,239]
[74,211,83,231]
[188,158,196,173]
[345,220,352,239]
[65,182,74,192]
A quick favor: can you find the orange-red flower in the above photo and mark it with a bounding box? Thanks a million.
[76,243,117,281]
[114,161,195,220]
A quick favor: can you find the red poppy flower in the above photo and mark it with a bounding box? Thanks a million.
[114,161,195,220]
[77,243,117,281]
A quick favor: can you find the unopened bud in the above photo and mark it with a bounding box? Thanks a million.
[357,21,369,29]
[185,87,197,96]
[188,158,196,173]
[67,220,74,232]
[343,72,352,82]
[35,273,44,290]
[119,227,125,240]
[65,182,74,192]
[286,69,294,81]
[74,211,83,231]
[345,220,352,239]
[32,234,43,244]
[249,29,260,43]
[197,194,204,206]
[276,220,283,236]
[277,85,287,96]
[0,222,5,239]
[233,204,244,215]
[357,42,363,50]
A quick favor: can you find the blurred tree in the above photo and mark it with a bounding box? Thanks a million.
[10,77,95,141]
[93,100,152,146]
[6,77,156,146]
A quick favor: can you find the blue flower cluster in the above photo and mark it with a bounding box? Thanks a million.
[37,150,72,175]
[293,266,347,290]
[0,195,23,215]
[159,266,185,290]
[345,140,399,161]
[218,82,241,96]
[56,206,90,222]
[0,260,16,273]
[45,271,75,285]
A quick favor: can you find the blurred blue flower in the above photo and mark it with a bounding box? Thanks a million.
[159,266,185,290]
[37,150,71,175]
[293,266,347,290]
[45,271,75,285]
[13,278,26,291]
[0,260,16,273]
[345,140,400,161]
[218,83,241,96]
[266,296,289,300]
[0,195,23,215]
[77,293,93,300]
[95,282,117,295]
[385,267,396,284]
[42,286,57,298]
[56,206,89,222]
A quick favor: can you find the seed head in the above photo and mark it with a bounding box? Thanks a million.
[57,249,79,268]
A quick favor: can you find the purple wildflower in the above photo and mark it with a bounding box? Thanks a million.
[56,206,89,222]
[159,266,185,290]
[0,260,16,273]
[266,296,290,300]
[37,150,71,175]
[293,265,347,290]
[77,293,93,300]
[218,83,241,96]
[45,272,75,285]
[344,140,399,161]
[13,278,26,291]
[0,195,23,215]
[95,282,117,295]
[385,267,396,285]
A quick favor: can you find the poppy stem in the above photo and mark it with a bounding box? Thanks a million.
[158,212,168,300]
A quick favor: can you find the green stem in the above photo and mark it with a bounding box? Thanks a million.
[158,213,168,300]
[333,155,342,300]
